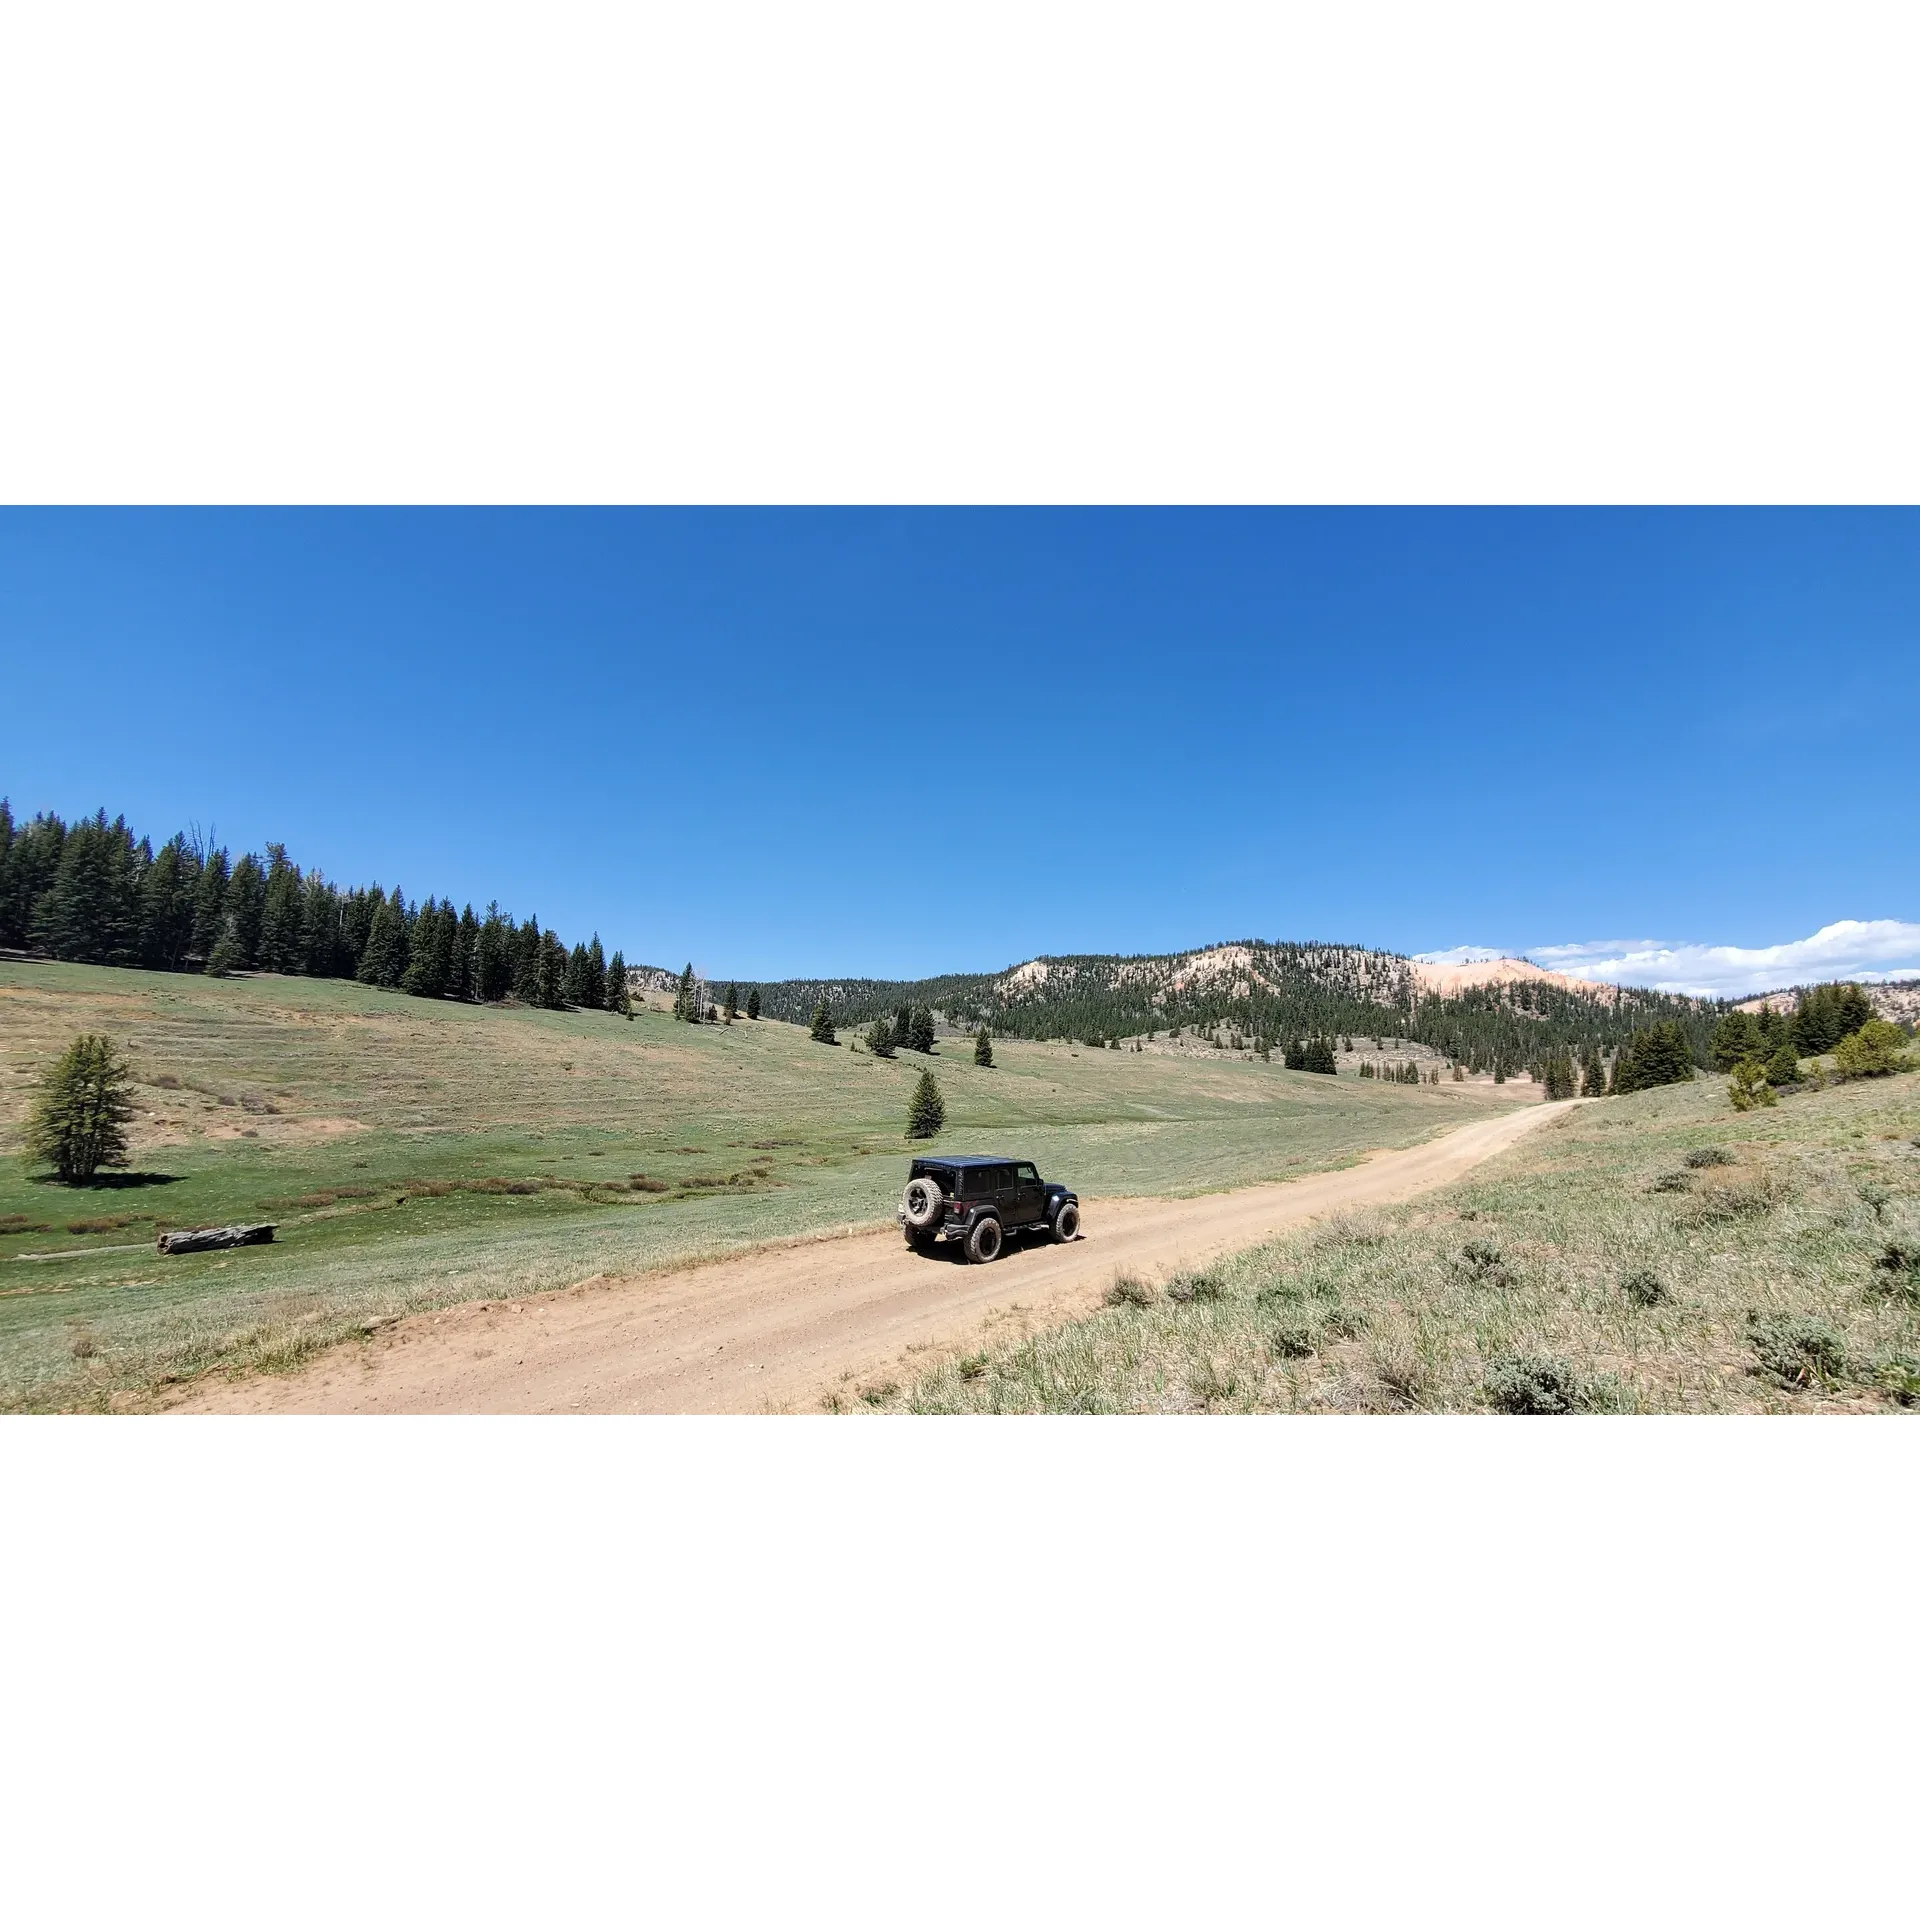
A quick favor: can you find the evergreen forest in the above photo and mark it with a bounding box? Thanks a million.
[0,800,657,1015]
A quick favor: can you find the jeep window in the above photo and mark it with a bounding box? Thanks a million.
[963,1167,1001,1197]
[1015,1164,1039,1185]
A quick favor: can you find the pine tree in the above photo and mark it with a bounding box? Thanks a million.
[473,908,513,1002]
[357,895,408,988]
[204,929,242,977]
[1610,1022,1694,1094]
[341,885,379,974]
[538,933,566,1010]
[189,844,230,965]
[33,811,142,965]
[402,899,453,999]
[746,987,761,1020]
[1710,1010,1758,1071]
[674,964,695,1022]
[1581,1051,1608,1097]
[867,1016,896,1057]
[810,998,836,1045]
[564,942,589,1007]
[974,1027,994,1068]
[512,916,543,1003]
[584,935,607,1012]
[892,1003,911,1049]
[448,905,477,1001]
[1729,1056,1779,1110]
[257,845,302,972]
[139,835,198,971]
[908,1004,936,1053]
[298,870,343,977]
[26,1033,135,1183]
[722,981,739,1023]
[225,853,267,966]
[607,952,631,1018]
[906,1069,945,1139]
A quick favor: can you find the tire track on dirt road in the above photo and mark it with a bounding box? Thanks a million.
[171,1101,1566,1415]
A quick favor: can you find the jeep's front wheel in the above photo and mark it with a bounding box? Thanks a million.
[964,1214,1003,1264]
[1051,1202,1080,1243]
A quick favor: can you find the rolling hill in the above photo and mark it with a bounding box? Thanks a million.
[746,939,1724,1076]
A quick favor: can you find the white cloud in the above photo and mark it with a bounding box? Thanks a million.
[1523,920,1920,999]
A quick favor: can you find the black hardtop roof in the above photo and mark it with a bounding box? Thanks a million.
[910,1153,1021,1168]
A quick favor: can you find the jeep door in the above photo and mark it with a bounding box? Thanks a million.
[1008,1162,1045,1227]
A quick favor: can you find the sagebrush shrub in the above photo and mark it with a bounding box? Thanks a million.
[1867,1244,1920,1304]
[1454,1240,1514,1284]
[1623,1269,1671,1308]
[1648,1169,1694,1193]
[1746,1312,1846,1390]
[1685,1146,1736,1169]
[1269,1324,1315,1359]
[1167,1271,1225,1305]
[1105,1274,1155,1309]
[1485,1356,1581,1415]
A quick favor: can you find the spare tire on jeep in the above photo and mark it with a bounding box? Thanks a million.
[901,1176,945,1231]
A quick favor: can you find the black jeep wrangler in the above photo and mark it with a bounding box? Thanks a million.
[898,1155,1080,1264]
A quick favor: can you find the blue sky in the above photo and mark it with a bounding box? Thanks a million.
[3,508,1915,990]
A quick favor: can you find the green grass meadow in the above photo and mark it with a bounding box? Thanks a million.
[892,1067,1920,1414]
[0,958,1499,1411]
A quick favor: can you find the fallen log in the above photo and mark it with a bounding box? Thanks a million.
[157,1223,277,1256]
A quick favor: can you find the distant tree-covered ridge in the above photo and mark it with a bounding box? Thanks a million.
[0,799,670,1010]
[745,941,1729,1081]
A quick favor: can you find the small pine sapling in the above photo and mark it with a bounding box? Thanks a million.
[906,1069,945,1140]
[974,1027,994,1068]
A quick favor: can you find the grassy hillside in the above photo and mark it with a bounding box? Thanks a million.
[892,1068,1920,1413]
[0,958,1522,1412]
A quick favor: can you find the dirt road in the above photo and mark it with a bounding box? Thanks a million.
[173,1102,1563,1415]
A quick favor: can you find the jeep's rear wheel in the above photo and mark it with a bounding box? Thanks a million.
[1051,1202,1080,1243]
[964,1214,1003,1264]
[901,1176,944,1231]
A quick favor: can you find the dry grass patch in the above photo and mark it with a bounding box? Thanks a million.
[892,1073,1920,1416]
